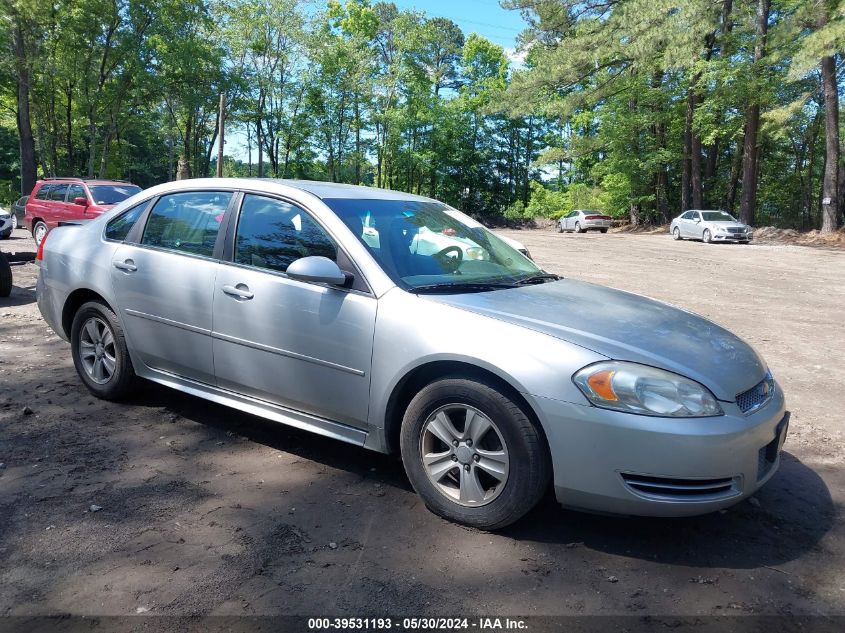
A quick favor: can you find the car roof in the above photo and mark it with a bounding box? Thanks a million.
[267,179,433,201]
[36,178,137,186]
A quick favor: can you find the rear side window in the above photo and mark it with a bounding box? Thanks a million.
[141,191,232,257]
[105,202,147,242]
[34,184,53,200]
[234,194,337,274]
[49,184,69,201]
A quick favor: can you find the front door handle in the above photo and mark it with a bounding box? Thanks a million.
[113,259,137,272]
[222,284,254,300]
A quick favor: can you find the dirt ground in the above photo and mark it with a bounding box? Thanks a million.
[1,226,843,619]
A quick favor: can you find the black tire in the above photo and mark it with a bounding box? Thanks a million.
[703,229,712,244]
[11,215,18,231]
[600,228,608,234]
[400,377,551,530]
[557,223,564,233]
[0,253,11,298]
[0,229,10,240]
[70,300,136,400]
[574,222,583,233]
[33,221,48,247]
[673,227,681,240]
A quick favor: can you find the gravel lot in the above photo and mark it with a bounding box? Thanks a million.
[1,226,843,618]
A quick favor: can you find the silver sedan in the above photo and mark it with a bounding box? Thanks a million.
[558,210,613,233]
[671,210,753,243]
[36,179,787,529]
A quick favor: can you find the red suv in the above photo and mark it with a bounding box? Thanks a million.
[25,178,142,245]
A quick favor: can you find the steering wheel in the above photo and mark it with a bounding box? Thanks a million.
[433,245,463,273]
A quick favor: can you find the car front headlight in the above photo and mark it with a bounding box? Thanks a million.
[573,361,723,417]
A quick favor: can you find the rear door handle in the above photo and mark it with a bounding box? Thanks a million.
[222,284,254,300]
[113,259,137,272]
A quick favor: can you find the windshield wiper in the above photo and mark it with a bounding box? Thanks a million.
[514,273,561,285]
[411,282,519,294]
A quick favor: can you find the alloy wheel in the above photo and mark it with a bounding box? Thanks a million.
[419,404,509,507]
[34,223,47,246]
[78,317,117,384]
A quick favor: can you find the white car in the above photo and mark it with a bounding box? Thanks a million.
[670,210,753,243]
[558,210,613,233]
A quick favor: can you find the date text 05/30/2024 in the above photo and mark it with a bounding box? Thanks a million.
[307,617,528,630]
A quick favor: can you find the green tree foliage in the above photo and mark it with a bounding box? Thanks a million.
[0,0,841,232]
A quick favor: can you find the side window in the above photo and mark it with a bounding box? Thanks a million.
[105,202,147,242]
[141,191,232,257]
[235,194,337,274]
[35,184,53,200]
[681,211,693,220]
[50,184,69,201]
[67,184,86,203]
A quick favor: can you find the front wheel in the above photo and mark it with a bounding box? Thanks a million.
[400,377,551,530]
[557,223,564,233]
[33,221,48,247]
[71,301,137,400]
[673,227,681,240]
[703,229,712,244]
[11,215,18,231]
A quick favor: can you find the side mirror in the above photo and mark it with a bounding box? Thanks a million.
[73,197,88,206]
[286,256,347,286]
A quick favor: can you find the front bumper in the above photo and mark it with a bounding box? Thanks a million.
[533,384,786,516]
[713,232,752,241]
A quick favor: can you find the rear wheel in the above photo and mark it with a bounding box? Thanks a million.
[71,301,136,400]
[703,229,712,244]
[33,221,48,247]
[11,215,17,231]
[574,222,583,234]
[557,223,564,233]
[400,377,550,530]
[600,228,608,234]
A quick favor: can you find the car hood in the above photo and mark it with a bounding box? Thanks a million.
[427,279,766,400]
[705,221,748,229]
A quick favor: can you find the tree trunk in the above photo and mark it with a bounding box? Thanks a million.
[216,93,226,178]
[820,53,840,232]
[177,113,192,180]
[65,84,74,172]
[681,93,693,211]
[13,21,37,195]
[726,135,743,212]
[739,0,771,226]
[689,91,704,209]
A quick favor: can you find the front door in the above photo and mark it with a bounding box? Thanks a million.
[109,190,233,384]
[212,193,376,428]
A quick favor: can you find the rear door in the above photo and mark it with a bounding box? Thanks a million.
[109,190,234,384]
[212,193,376,428]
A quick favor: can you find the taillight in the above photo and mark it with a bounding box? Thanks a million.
[585,215,601,220]
[35,232,48,264]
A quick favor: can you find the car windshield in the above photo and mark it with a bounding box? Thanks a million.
[701,211,736,222]
[324,198,543,292]
[89,184,141,205]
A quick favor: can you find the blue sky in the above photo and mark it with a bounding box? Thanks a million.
[392,0,526,50]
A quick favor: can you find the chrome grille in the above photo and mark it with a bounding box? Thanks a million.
[727,227,745,234]
[621,473,738,501]
[736,373,775,414]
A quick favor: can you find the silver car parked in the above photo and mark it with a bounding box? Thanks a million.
[558,209,613,233]
[37,179,787,529]
[671,209,753,243]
